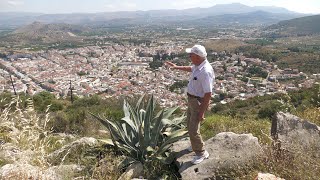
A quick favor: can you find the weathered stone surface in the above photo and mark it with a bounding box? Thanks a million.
[173,132,264,179]
[271,112,320,153]
[0,143,21,163]
[0,163,84,179]
[45,164,84,179]
[0,163,44,179]
[0,143,37,164]
[255,172,285,180]
[118,162,144,180]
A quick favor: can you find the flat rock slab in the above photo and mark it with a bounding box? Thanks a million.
[172,132,263,179]
[0,163,83,180]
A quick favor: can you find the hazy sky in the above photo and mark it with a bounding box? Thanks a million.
[0,0,319,14]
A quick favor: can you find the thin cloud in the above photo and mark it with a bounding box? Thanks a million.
[104,1,138,12]
[7,0,24,6]
[170,0,217,9]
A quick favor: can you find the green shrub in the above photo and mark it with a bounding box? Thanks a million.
[258,101,283,119]
[49,111,69,132]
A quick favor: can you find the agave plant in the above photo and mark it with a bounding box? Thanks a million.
[90,95,188,168]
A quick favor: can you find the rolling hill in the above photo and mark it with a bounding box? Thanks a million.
[184,11,299,27]
[266,15,320,36]
[0,22,90,45]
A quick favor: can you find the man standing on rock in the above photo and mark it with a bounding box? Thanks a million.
[165,44,215,164]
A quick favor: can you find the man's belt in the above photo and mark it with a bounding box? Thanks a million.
[187,92,201,99]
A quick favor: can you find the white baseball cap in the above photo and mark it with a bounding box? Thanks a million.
[186,44,207,58]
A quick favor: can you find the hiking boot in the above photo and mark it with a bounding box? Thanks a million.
[191,150,209,164]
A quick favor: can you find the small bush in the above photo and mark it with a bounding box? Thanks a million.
[258,101,283,119]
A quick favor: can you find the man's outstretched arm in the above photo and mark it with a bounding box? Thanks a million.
[165,61,192,72]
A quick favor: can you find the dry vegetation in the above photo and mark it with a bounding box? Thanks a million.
[0,96,122,179]
[204,39,245,52]
[1,92,319,179]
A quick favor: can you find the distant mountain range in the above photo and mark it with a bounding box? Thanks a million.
[266,15,320,36]
[0,3,307,28]
[182,11,302,27]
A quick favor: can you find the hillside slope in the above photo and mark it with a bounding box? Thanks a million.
[266,15,320,36]
[1,22,89,45]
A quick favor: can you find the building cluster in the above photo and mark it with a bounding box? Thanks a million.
[0,39,319,109]
[0,43,188,107]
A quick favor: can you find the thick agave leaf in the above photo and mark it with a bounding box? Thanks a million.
[115,122,136,147]
[153,106,177,121]
[162,106,179,120]
[123,99,130,118]
[150,109,165,147]
[117,142,139,156]
[121,123,133,143]
[155,144,172,156]
[158,129,188,151]
[121,116,138,134]
[172,116,186,125]
[156,152,177,164]
[138,122,145,152]
[135,95,145,112]
[143,95,155,146]
[98,139,114,146]
[139,109,146,125]
[125,100,140,127]
[118,156,139,171]
[161,118,173,126]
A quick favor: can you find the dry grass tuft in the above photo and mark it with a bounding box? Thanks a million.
[0,95,53,167]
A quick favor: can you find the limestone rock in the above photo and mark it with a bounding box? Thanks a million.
[173,132,264,179]
[0,164,44,179]
[0,143,38,164]
[118,162,144,180]
[0,163,84,179]
[45,164,85,179]
[271,112,320,154]
[255,172,285,180]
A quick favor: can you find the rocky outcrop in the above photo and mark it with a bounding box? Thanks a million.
[271,112,320,154]
[0,163,84,179]
[172,132,264,179]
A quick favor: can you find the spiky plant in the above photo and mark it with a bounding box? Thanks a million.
[90,95,188,168]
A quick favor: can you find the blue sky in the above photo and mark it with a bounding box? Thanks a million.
[0,0,319,14]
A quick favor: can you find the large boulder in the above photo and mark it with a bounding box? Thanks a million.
[271,112,320,154]
[172,132,264,179]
